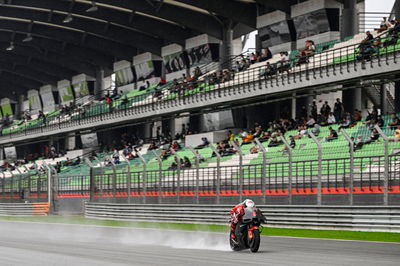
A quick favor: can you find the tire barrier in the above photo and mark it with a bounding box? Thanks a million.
[85,203,400,232]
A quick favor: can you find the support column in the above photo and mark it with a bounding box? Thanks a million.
[220,22,233,70]
[65,133,76,151]
[341,0,358,40]
[291,93,297,119]
[95,68,104,99]
[395,80,400,113]
[381,83,388,115]
[343,85,362,113]
[143,123,152,141]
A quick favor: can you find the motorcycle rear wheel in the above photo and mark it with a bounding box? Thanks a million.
[249,229,260,253]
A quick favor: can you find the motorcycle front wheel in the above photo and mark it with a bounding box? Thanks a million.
[249,229,260,253]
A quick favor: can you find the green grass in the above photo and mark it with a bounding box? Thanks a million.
[0,216,399,242]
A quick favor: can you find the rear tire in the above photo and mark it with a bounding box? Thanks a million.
[249,229,260,253]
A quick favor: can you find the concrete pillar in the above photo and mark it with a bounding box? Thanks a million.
[65,133,76,151]
[381,83,388,115]
[306,95,314,117]
[95,68,104,99]
[341,0,358,40]
[0,146,3,161]
[143,123,152,141]
[343,85,362,113]
[395,81,400,113]
[291,93,297,119]
[220,23,233,70]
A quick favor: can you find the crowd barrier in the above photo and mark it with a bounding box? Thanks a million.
[84,203,400,232]
[0,203,49,216]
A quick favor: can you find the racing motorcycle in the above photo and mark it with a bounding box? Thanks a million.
[229,206,266,253]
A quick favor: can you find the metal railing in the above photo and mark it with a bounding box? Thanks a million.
[1,29,399,142]
[84,203,400,232]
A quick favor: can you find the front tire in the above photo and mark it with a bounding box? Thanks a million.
[249,229,260,253]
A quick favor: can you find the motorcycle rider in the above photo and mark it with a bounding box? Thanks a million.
[230,199,255,240]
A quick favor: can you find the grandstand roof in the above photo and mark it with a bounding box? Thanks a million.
[0,0,309,98]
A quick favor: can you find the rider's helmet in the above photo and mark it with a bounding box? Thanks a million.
[243,199,255,208]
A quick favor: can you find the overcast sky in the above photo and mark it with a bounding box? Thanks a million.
[243,0,396,51]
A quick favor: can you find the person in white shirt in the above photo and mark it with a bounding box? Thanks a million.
[327,112,336,125]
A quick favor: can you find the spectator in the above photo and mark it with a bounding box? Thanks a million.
[325,127,338,142]
[320,101,331,119]
[376,17,391,33]
[376,115,385,128]
[306,116,316,127]
[354,135,364,151]
[282,135,296,152]
[262,62,277,78]
[250,144,259,154]
[277,51,290,73]
[112,149,120,164]
[268,134,283,147]
[297,40,315,65]
[260,48,272,62]
[338,115,352,130]
[394,125,400,141]
[242,131,254,145]
[183,156,192,168]
[194,67,202,78]
[294,125,308,140]
[388,113,400,128]
[311,123,321,137]
[310,101,318,119]
[333,98,344,123]
[365,128,380,144]
[195,137,210,149]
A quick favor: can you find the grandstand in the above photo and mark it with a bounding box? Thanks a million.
[0,0,399,214]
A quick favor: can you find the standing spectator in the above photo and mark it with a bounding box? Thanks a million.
[310,100,318,119]
[320,101,331,119]
[333,98,344,123]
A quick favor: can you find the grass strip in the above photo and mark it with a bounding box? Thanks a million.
[0,216,399,243]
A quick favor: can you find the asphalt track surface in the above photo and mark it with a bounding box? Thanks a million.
[0,220,399,266]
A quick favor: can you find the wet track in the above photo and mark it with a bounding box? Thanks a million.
[0,220,399,266]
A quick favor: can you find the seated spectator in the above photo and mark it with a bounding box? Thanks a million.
[281,136,296,152]
[250,145,259,154]
[277,51,290,73]
[112,149,120,164]
[195,137,210,149]
[358,33,380,61]
[388,113,400,128]
[148,141,158,150]
[193,66,202,78]
[353,109,362,122]
[262,62,277,78]
[64,157,73,166]
[268,134,283,147]
[294,126,308,140]
[183,156,192,168]
[376,115,385,128]
[326,112,336,125]
[354,135,364,151]
[260,131,272,142]
[306,116,316,127]
[311,123,321,137]
[71,156,81,166]
[242,131,254,145]
[260,48,272,62]
[394,125,400,141]
[253,124,263,138]
[297,40,315,65]
[375,17,391,33]
[325,127,338,142]
[338,116,352,130]
[170,141,181,151]
[365,128,380,144]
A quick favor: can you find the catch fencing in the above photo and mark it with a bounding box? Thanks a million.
[84,203,400,232]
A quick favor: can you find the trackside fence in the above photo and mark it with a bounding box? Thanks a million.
[84,203,400,232]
